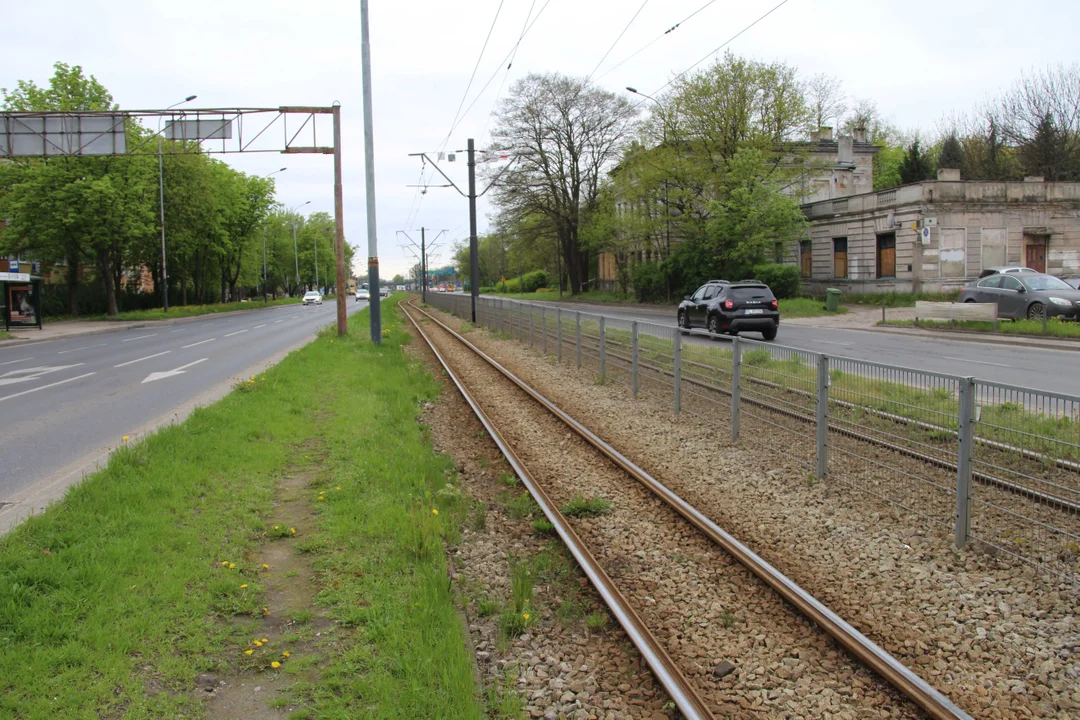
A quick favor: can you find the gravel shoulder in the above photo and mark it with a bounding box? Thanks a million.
[424,304,1080,720]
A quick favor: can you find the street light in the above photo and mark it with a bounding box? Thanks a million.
[259,168,287,303]
[290,201,311,293]
[158,94,196,312]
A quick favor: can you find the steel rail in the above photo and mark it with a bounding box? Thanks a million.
[407,299,973,720]
[401,303,717,720]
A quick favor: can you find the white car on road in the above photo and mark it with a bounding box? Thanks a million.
[356,287,369,302]
[302,291,323,306]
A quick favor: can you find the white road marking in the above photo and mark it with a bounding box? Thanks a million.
[171,329,185,333]
[289,315,299,319]
[181,338,216,349]
[0,364,85,387]
[114,351,171,368]
[142,358,207,384]
[274,320,283,324]
[224,329,248,338]
[122,334,158,342]
[0,357,33,366]
[815,340,854,346]
[57,343,106,355]
[254,324,267,329]
[0,372,96,403]
[943,356,1012,368]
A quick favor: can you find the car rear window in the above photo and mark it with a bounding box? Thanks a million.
[730,286,774,301]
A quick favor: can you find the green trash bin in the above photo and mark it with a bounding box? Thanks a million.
[824,288,841,312]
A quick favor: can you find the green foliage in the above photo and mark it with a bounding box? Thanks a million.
[632,262,667,303]
[898,139,935,184]
[873,143,905,190]
[938,134,964,169]
[560,494,612,518]
[494,270,549,294]
[750,263,800,299]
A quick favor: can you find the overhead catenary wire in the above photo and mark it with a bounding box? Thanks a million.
[586,0,650,81]
[439,0,508,153]
[481,0,541,142]
[594,0,721,81]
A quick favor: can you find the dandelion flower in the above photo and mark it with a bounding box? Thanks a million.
[221,561,229,567]
[240,584,248,589]
[244,649,253,656]
[253,641,262,647]
[282,651,291,658]
[122,435,130,441]
[522,613,530,620]
[261,638,268,643]
[289,528,296,535]
[336,486,341,491]
[263,607,271,616]
[262,564,269,570]
[228,563,236,570]
[432,509,439,516]
[271,661,281,669]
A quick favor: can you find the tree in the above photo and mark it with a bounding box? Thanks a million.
[992,63,1080,181]
[805,73,847,131]
[898,139,934,184]
[938,134,963,169]
[391,274,405,285]
[1020,114,1073,180]
[490,72,637,294]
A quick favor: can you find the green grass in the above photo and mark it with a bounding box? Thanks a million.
[481,289,639,304]
[560,494,612,518]
[778,297,848,318]
[882,317,1080,339]
[482,290,844,319]
[42,296,311,324]
[0,330,13,339]
[0,297,484,719]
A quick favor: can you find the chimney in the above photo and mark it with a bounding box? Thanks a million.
[852,127,867,143]
[1024,176,1045,183]
[937,168,961,181]
[838,136,854,164]
[819,125,833,141]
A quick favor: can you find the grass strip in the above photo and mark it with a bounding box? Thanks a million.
[0,296,482,719]
[882,317,1080,339]
[480,291,846,319]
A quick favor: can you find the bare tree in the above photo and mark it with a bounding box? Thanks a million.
[992,63,1080,179]
[805,73,847,131]
[490,73,638,294]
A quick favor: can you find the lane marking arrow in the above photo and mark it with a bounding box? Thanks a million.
[0,364,84,387]
[142,358,208,384]
[0,372,97,402]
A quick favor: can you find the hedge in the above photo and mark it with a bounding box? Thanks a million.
[750,263,800,299]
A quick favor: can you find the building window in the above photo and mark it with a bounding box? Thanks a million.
[876,232,896,278]
[800,241,812,278]
[833,237,848,279]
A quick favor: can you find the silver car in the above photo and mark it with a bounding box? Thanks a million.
[958,273,1080,320]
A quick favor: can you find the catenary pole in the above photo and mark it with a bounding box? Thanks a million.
[421,226,427,303]
[468,138,478,322]
[361,0,381,343]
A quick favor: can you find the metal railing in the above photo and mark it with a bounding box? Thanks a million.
[424,293,1080,581]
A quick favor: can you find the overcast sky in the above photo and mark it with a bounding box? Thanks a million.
[3,0,1078,280]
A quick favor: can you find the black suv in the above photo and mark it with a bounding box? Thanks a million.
[677,280,779,340]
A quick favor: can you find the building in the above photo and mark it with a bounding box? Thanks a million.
[799,170,1080,294]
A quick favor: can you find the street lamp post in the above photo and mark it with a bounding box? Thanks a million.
[290,200,311,293]
[158,94,197,312]
[260,168,286,303]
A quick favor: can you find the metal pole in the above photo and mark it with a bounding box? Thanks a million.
[541,306,547,355]
[314,237,319,289]
[157,136,169,312]
[261,227,268,303]
[292,223,300,291]
[361,0,381,343]
[955,377,976,548]
[332,105,347,335]
[421,226,427,303]
[575,311,581,369]
[673,331,682,414]
[468,138,479,323]
[816,355,830,481]
[599,316,606,379]
[631,321,639,398]
[731,337,741,441]
[557,308,562,363]
[529,304,534,347]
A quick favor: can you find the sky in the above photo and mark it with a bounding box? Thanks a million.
[3,0,1078,280]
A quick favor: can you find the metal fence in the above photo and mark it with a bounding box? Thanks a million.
[425,293,1080,581]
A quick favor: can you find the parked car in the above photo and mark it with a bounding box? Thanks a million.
[356,287,369,302]
[302,290,323,306]
[957,273,1080,320]
[677,280,779,340]
[977,266,1039,279]
[379,287,390,298]
[1062,278,1080,290]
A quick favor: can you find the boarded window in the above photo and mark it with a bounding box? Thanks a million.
[833,237,848,279]
[876,233,896,278]
[981,228,1007,270]
[940,228,967,278]
[800,241,812,278]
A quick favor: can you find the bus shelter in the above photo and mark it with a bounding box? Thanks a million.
[1,272,43,331]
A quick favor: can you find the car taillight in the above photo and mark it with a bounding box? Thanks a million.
[723,299,734,310]
[770,298,778,310]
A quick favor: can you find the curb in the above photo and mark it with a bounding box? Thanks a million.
[864,325,1080,352]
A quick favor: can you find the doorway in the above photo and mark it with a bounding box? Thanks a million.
[876,232,896,278]
[1024,235,1047,273]
[833,238,848,278]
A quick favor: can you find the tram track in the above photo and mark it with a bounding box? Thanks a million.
[403,298,973,720]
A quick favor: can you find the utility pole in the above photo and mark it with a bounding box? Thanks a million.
[332,103,347,335]
[468,138,479,322]
[261,226,268,303]
[361,0,381,343]
[421,226,427,303]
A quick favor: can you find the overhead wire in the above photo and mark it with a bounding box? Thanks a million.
[585,0,650,81]
[439,0,508,153]
[593,0,721,82]
[480,0,540,142]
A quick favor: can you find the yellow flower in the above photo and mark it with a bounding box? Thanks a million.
[289,528,296,535]
[431,509,439,516]
[262,564,269,570]
[263,607,271,616]
[221,561,229,567]
[273,525,280,530]
[244,649,253,656]
[522,613,530,620]
[261,638,268,643]
[122,435,130,441]
[271,661,281,669]
[253,641,262,647]
[240,584,248,589]
[282,651,291,658]
[228,563,236,570]
[336,486,341,491]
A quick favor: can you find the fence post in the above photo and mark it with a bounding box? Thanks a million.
[815,354,829,481]
[575,312,581,369]
[673,331,682,415]
[541,307,547,355]
[631,321,639,398]
[955,376,976,549]
[557,308,563,363]
[529,305,534,347]
[598,316,606,379]
[731,336,741,441]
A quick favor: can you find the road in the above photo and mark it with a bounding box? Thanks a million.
[478,296,1080,398]
[0,299,365,524]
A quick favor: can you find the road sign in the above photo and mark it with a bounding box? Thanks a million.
[920,227,932,244]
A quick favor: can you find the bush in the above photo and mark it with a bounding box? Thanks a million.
[632,262,667,303]
[479,286,495,294]
[496,270,549,294]
[750,263,800,299]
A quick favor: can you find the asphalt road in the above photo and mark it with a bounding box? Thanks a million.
[0,299,365,512]
[490,297,1080,398]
